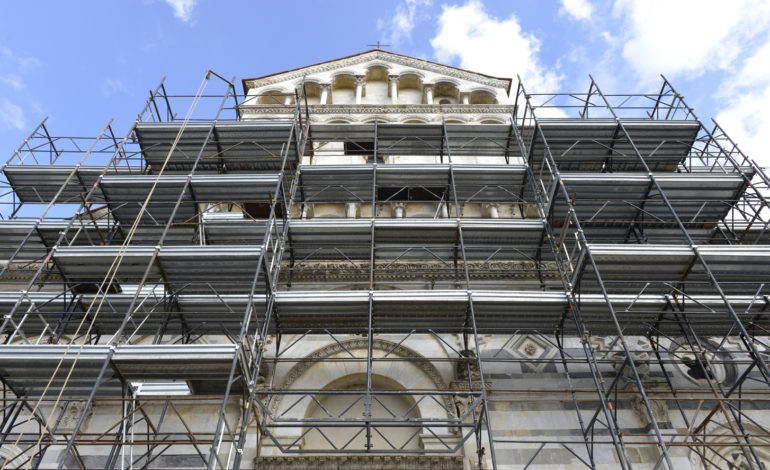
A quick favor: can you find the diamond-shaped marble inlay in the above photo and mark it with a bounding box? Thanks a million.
[507,334,556,373]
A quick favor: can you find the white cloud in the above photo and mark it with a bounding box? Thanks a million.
[0,99,27,130]
[716,41,770,168]
[431,0,561,95]
[0,74,24,90]
[561,0,593,21]
[610,0,770,167]
[164,0,197,23]
[380,0,431,45]
[0,45,41,70]
[102,78,129,96]
[614,0,770,84]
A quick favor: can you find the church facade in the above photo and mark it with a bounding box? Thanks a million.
[1,50,769,470]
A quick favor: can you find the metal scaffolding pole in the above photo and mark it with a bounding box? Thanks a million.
[2,60,769,470]
[206,79,309,470]
[442,118,498,470]
[51,72,236,470]
[513,78,675,469]
[0,79,169,470]
[588,74,770,469]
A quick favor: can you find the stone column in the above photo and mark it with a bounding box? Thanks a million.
[392,202,406,218]
[388,75,399,104]
[283,93,293,106]
[346,202,358,218]
[424,84,434,104]
[461,92,470,104]
[483,203,500,219]
[354,75,365,104]
[319,83,330,104]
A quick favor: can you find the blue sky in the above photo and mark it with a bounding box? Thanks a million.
[1,0,769,167]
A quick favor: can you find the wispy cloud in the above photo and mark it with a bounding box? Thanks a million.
[431,0,561,95]
[0,45,41,70]
[0,45,38,132]
[0,99,27,130]
[102,78,130,96]
[560,0,593,21]
[164,0,197,23]
[0,74,24,90]
[378,0,431,45]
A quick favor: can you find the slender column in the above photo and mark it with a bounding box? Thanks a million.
[388,75,399,104]
[392,202,405,218]
[424,84,434,104]
[461,92,470,104]
[346,202,357,218]
[283,94,292,106]
[319,83,330,104]
[354,75,365,104]
[483,203,499,219]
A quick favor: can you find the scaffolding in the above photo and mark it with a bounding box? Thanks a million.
[0,68,769,470]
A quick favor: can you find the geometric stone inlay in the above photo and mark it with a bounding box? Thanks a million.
[507,334,557,373]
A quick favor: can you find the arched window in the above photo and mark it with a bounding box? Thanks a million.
[397,74,423,104]
[331,74,356,104]
[469,89,497,105]
[363,66,389,104]
[432,81,460,104]
[256,88,293,105]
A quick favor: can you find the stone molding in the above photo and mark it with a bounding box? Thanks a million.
[245,50,510,91]
[281,260,559,283]
[255,455,463,470]
[239,104,515,116]
[269,338,453,417]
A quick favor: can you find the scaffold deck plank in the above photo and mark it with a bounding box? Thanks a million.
[534,119,700,172]
[100,173,280,224]
[0,344,239,397]
[300,164,527,203]
[308,123,520,159]
[2,289,767,337]
[582,244,770,295]
[135,120,297,172]
[52,245,264,294]
[3,165,132,203]
[551,172,747,224]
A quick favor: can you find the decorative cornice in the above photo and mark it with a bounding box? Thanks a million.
[256,455,463,470]
[281,261,558,285]
[245,50,510,91]
[240,104,515,115]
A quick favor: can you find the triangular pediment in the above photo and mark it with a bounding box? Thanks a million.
[242,49,511,94]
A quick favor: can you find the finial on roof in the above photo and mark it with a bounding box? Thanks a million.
[366,41,391,50]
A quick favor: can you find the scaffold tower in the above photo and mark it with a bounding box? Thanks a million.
[1,50,770,470]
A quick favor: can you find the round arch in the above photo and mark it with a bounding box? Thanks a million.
[689,424,770,469]
[302,373,424,451]
[269,337,453,421]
